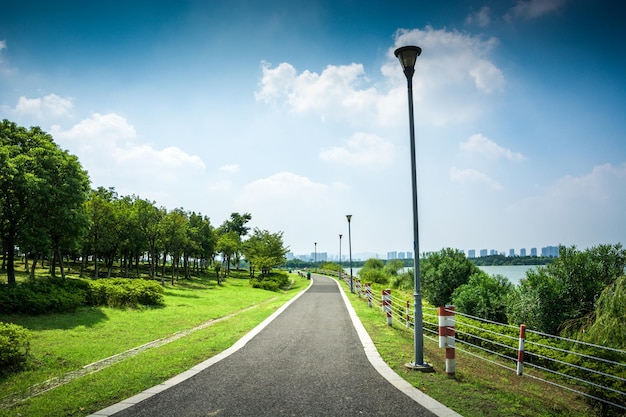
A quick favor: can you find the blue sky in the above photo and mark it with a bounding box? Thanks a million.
[1,0,624,259]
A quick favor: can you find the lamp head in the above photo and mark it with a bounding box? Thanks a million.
[346,214,352,222]
[394,45,421,79]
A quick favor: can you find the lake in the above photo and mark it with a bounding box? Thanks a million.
[345,264,538,286]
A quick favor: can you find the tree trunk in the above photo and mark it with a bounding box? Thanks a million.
[57,248,66,279]
[6,234,16,285]
[29,254,38,281]
[94,252,99,279]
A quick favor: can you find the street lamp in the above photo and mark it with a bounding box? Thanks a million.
[339,234,343,282]
[395,45,432,372]
[346,215,353,293]
[314,242,317,272]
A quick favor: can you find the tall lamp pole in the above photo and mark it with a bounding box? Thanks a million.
[346,215,353,293]
[395,45,432,372]
[314,242,317,272]
[339,234,343,282]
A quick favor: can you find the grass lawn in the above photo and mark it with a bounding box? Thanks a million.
[0,270,308,417]
[339,278,593,417]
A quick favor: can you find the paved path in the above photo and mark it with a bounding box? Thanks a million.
[90,275,460,417]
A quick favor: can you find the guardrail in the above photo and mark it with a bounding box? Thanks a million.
[319,269,626,414]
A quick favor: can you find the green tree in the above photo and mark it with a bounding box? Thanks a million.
[216,231,240,279]
[134,198,165,279]
[0,120,89,284]
[243,228,288,277]
[451,272,513,323]
[507,244,626,335]
[421,248,480,307]
[359,258,388,284]
[158,209,189,285]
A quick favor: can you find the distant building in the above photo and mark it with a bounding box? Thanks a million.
[479,249,488,257]
[398,252,406,259]
[490,249,497,256]
[530,248,538,257]
[509,249,515,257]
[520,248,527,256]
[387,251,397,260]
[541,246,559,257]
[468,249,476,258]
[286,252,295,260]
[407,251,413,259]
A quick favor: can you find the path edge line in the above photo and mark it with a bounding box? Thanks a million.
[87,279,314,417]
[332,277,463,417]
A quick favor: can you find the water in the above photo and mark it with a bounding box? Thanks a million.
[345,264,538,286]
[477,265,538,286]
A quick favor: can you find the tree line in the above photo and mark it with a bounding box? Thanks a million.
[0,120,288,285]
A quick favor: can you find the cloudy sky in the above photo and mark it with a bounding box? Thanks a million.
[1,0,624,259]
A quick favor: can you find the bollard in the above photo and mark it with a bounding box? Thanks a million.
[382,289,392,326]
[356,279,361,298]
[517,324,526,376]
[405,300,411,328]
[366,283,372,307]
[438,306,456,377]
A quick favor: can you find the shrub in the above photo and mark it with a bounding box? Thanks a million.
[85,279,164,308]
[0,322,31,371]
[0,278,88,314]
[250,271,289,292]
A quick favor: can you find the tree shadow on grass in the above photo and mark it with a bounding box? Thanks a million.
[0,306,109,331]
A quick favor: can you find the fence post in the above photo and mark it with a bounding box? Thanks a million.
[382,289,392,326]
[405,300,411,328]
[438,305,456,377]
[366,283,372,307]
[517,324,526,376]
[356,279,361,298]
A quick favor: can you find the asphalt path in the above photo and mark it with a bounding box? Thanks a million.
[90,274,460,417]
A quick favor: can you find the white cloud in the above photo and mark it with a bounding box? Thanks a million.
[460,133,525,160]
[13,94,73,119]
[220,164,240,173]
[390,27,505,96]
[257,28,505,129]
[466,6,492,27]
[52,113,205,192]
[450,166,503,190]
[320,132,394,167]
[506,0,567,20]
[256,61,380,126]
[508,162,626,247]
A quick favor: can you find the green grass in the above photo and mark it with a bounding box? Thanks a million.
[339,279,593,417]
[0,270,308,417]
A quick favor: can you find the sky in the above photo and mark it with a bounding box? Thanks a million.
[1,0,625,259]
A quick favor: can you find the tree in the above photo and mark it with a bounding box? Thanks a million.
[219,213,251,270]
[158,209,189,285]
[0,120,89,284]
[451,272,513,323]
[359,258,388,284]
[242,228,288,278]
[507,244,626,335]
[421,248,480,307]
[216,231,240,279]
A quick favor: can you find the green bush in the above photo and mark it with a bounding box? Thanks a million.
[0,278,88,314]
[85,279,164,308]
[250,271,289,292]
[0,322,31,371]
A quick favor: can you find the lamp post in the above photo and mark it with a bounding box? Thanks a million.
[339,234,343,282]
[346,215,353,293]
[395,45,432,372]
[314,242,317,272]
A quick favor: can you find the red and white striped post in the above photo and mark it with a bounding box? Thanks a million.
[517,324,526,376]
[366,283,372,307]
[356,279,361,298]
[438,306,456,377]
[405,300,411,328]
[382,289,392,326]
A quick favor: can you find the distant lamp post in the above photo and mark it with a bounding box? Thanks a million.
[339,234,343,282]
[395,45,432,372]
[314,242,317,272]
[346,215,354,293]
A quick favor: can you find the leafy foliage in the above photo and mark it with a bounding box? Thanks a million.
[507,244,626,335]
[359,258,388,285]
[86,279,165,308]
[0,278,89,314]
[249,271,289,292]
[0,322,31,372]
[452,272,513,322]
[421,248,480,307]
